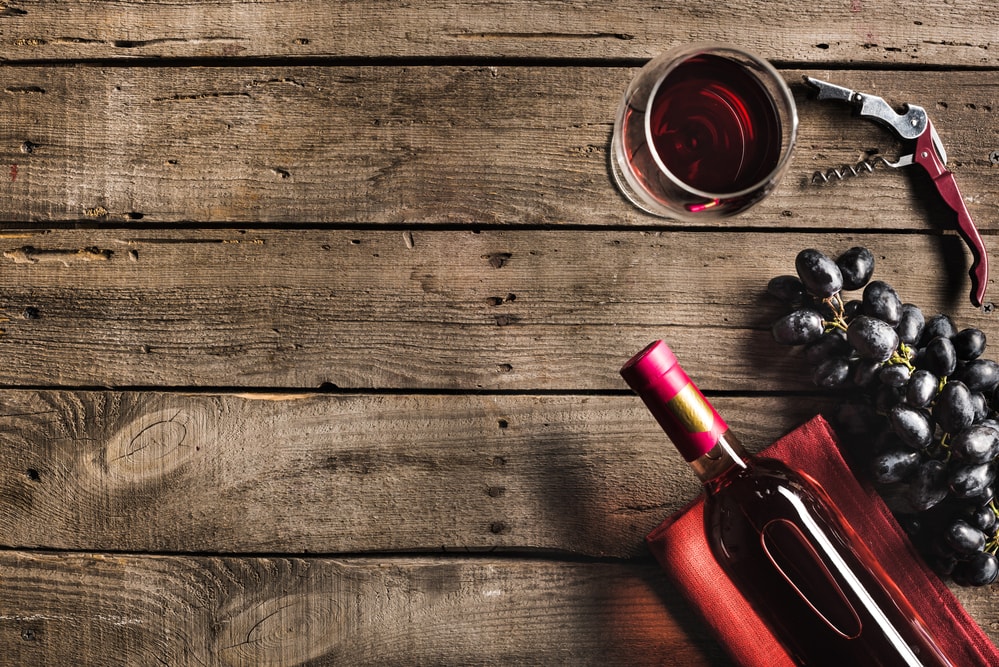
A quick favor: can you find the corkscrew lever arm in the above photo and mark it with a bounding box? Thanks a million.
[913,120,988,308]
[804,76,988,308]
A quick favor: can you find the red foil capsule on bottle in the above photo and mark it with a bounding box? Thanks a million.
[621,340,728,461]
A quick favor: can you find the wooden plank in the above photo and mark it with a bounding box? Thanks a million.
[0,227,991,389]
[0,0,994,66]
[0,551,732,667]
[1,550,995,666]
[0,66,997,226]
[0,391,826,555]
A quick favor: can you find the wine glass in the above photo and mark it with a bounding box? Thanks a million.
[610,43,798,220]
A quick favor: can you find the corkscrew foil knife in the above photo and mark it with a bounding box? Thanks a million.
[804,76,989,308]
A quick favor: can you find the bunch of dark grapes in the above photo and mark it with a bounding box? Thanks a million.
[770,247,999,587]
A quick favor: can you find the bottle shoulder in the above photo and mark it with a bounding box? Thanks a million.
[707,455,804,494]
[704,455,829,520]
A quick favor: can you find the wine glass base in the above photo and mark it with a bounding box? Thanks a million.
[609,134,667,218]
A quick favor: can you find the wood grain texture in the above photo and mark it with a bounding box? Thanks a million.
[0,551,732,667]
[0,66,997,226]
[0,0,994,66]
[1,550,995,667]
[0,391,825,555]
[3,1,998,662]
[0,227,991,389]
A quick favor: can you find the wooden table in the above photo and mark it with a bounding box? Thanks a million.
[0,2,997,665]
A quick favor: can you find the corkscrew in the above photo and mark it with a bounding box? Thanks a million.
[805,76,989,308]
[810,153,897,184]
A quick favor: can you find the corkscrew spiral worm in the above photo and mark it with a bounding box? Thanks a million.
[811,156,895,184]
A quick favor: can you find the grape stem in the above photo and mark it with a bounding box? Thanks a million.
[937,434,952,463]
[889,342,916,372]
[986,502,999,555]
[986,534,999,556]
[822,294,849,333]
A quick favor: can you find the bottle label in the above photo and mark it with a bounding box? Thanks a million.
[658,375,728,460]
[669,383,719,434]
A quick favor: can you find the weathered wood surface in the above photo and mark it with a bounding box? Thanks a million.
[0,391,827,555]
[1,551,995,667]
[0,227,988,389]
[0,0,994,66]
[0,552,729,667]
[0,66,997,226]
[2,1,998,664]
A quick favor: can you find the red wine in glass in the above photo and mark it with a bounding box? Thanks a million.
[611,44,797,219]
[648,54,781,194]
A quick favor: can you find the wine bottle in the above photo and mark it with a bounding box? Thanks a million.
[621,340,956,667]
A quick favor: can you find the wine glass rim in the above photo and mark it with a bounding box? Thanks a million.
[643,43,799,201]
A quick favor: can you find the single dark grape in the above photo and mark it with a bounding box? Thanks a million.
[935,380,975,434]
[767,274,807,304]
[907,459,949,511]
[945,519,987,554]
[875,383,904,414]
[981,417,999,433]
[836,246,875,291]
[951,423,999,464]
[870,447,920,484]
[861,280,903,325]
[805,330,850,366]
[979,509,999,537]
[772,309,824,346]
[895,303,925,345]
[847,315,899,362]
[954,327,987,361]
[813,356,850,388]
[879,364,910,388]
[795,248,843,298]
[921,336,958,376]
[962,504,999,536]
[905,369,939,408]
[968,484,997,507]
[851,359,882,388]
[949,462,996,499]
[844,299,863,319]
[956,552,999,587]
[973,392,990,422]
[921,314,958,344]
[888,405,933,449]
[954,359,999,393]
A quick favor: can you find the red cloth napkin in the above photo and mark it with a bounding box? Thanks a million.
[646,414,999,667]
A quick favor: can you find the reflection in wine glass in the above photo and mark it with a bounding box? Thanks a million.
[611,43,798,221]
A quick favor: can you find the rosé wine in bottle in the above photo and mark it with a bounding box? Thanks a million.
[621,341,955,667]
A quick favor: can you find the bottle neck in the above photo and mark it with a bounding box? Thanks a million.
[620,341,730,462]
[688,429,751,491]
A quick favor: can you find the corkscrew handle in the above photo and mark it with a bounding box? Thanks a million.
[913,122,989,307]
